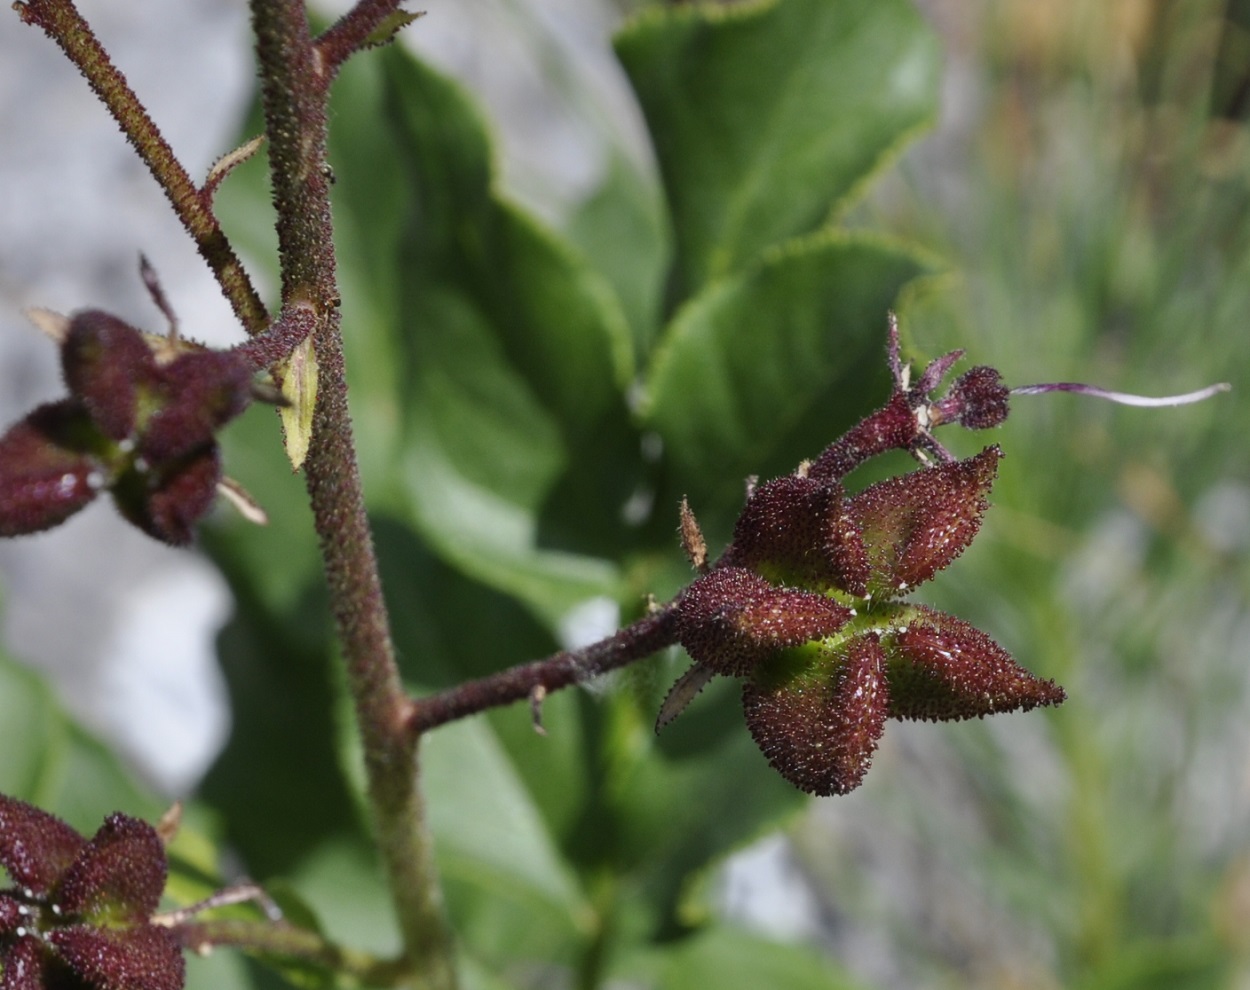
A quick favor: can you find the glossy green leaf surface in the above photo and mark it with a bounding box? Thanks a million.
[0,646,160,831]
[643,232,929,508]
[423,718,588,963]
[616,0,940,299]
[619,924,867,990]
[382,51,637,622]
[566,152,670,361]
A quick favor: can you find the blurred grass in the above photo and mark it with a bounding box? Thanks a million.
[819,1,1250,987]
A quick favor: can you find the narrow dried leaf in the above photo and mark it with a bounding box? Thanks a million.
[215,477,268,526]
[203,134,265,200]
[22,307,70,344]
[656,663,716,731]
[678,496,708,572]
[277,335,318,471]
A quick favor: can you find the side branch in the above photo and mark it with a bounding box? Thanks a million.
[315,0,415,78]
[405,605,682,737]
[174,920,406,988]
[14,0,268,334]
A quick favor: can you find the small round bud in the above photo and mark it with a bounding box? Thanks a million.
[950,365,1009,429]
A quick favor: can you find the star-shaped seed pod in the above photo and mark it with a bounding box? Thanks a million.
[0,795,184,990]
[658,311,1230,796]
[0,309,266,545]
[664,446,1065,796]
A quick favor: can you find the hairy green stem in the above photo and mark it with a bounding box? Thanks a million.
[175,920,408,987]
[14,0,269,335]
[248,1,455,987]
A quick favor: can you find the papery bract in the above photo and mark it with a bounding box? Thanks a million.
[665,441,1064,796]
[0,794,86,894]
[49,926,183,990]
[54,814,166,925]
[0,305,268,546]
[139,350,254,463]
[0,795,185,990]
[111,446,222,547]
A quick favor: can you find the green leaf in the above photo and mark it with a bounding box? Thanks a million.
[565,152,670,360]
[287,839,399,960]
[0,644,160,830]
[642,231,930,510]
[325,55,410,506]
[370,520,596,964]
[1075,937,1231,990]
[212,407,322,620]
[185,948,257,990]
[197,579,360,881]
[423,717,589,964]
[618,925,867,990]
[400,285,622,624]
[615,0,940,301]
[382,49,638,620]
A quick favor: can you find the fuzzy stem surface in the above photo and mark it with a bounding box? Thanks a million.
[407,606,681,736]
[174,919,408,987]
[248,0,455,986]
[14,0,268,334]
[316,0,408,75]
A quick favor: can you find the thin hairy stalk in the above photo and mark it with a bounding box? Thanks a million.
[174,920,407,987]
[249,1,455,987]
[232,302,320,370]
[406,605,681,736]
[14,0,268,335]
[316,0,412,76]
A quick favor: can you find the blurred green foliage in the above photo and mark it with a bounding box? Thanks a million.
[4,0,1249,988]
